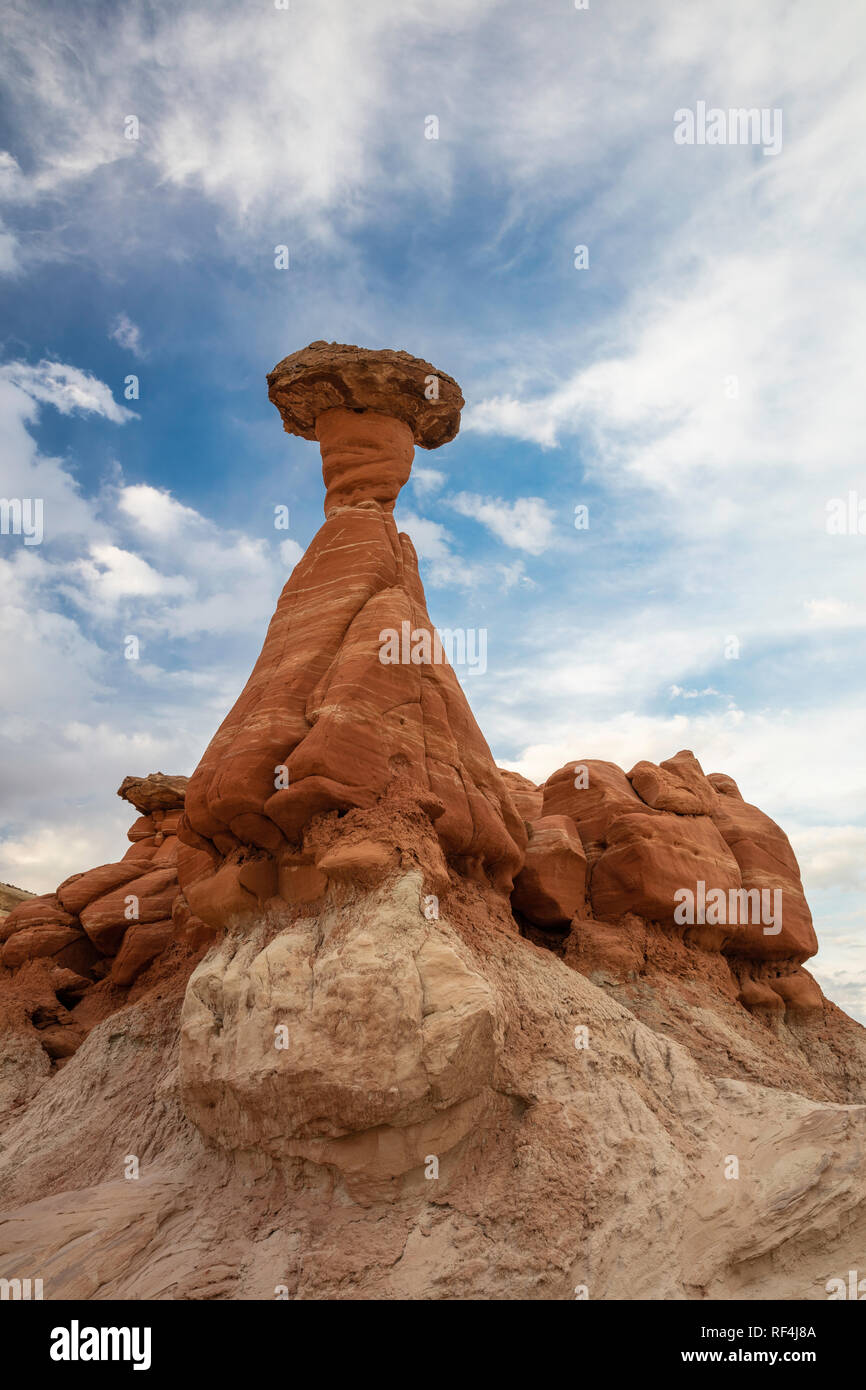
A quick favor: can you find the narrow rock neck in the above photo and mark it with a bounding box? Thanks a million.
[315,406,415,517]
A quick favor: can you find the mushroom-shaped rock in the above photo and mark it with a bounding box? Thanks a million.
[268,342,464,519]
[179,342,526,904]
[267,340,463,448]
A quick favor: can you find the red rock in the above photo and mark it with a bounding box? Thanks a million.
[122,840,159,863]
[317,407,414,516]
[276,859,329,906]
[1,924,86,970]
[511,815,587,927]
[34,1023,86,1060]
[316,838,399,887]
[705,774,817,962]
[768,968,824,1015]
[628,750,717,815]
[127,815,157,843]
[182,856,277,932]
[180,344,526,908]
[0,894,76,943]
[544,751,817,973]
[266,340,463,450]
[1,347,866,1304]
[543,759,736,926]
[152,836,180,866]
[56,860,151,916]
[0,777,189,1057]
[542,759,646,863]
[79,867,179,954]
[47,966,92,999]
[590,810,742,926]
[171,894,216,951]
[110,920,174,987]
[498,769,544,822]
[563,914,648,981]
[737,975,786,1017]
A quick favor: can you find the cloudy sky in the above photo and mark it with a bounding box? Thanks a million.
[1,0,864,1018]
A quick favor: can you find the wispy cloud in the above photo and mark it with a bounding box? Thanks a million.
[109,313,146,358]
[0,360,136,423]
[445,493,555,555]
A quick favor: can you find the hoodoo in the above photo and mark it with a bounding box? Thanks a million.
[177,341,527,930]
[1,344,865,1301]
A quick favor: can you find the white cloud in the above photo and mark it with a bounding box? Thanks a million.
[109,313,145,358]
[74,543,194,604]
[804,598,863,629]
[670,685,722,700]
[0,377,113,548]
[397,510,452,562]
[395,507,528,592]
[490,697,866,839]
[446,492,555,555]
[0,362,297,893]
[0,151,24,197]
[118,484,202,537]
[0,819,131,896]
[0,360,136,423]
[0,0,494,234]
[791,826,866,893]
[279,538,304,569]
[411,467,446,498]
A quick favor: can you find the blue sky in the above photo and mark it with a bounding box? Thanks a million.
[1,0,864,1018]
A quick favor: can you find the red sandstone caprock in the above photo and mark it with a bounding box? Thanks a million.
[178,343,526,924]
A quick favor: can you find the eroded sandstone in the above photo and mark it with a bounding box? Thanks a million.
[0,341,863,1303]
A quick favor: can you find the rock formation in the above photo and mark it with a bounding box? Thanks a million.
[0,342,864,1301]
[177,340,526,942]
[527,749,820,1003]
[0,773,211,1117]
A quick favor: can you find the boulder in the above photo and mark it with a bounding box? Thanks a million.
[0,894,76,943]
[705,775,817,962]
[511,815,587,927]
[79,867,179,954]
[117,773,189,815]
[57,861,151,916]
[628,750,717,815]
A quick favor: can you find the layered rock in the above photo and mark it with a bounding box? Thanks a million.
[178,343,526,939]
[1,861,865,1301]
[0,341,864,1302]
[507,749,826,1049]
[0,773,210,1112]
